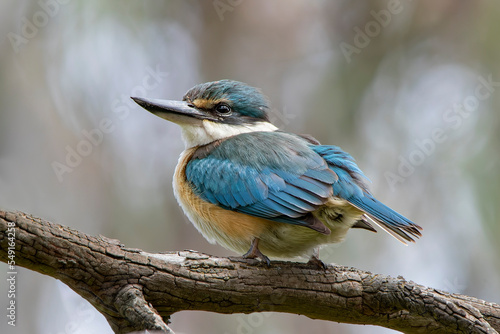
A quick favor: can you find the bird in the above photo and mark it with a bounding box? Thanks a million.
[132,80,422,266]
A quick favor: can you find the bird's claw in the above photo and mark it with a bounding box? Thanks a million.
[242,238,271,266]
[307,248,327,269]
[307,256,326,270]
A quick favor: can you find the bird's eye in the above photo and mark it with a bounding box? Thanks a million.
[214,103,232,115]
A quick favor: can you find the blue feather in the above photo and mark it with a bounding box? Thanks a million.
[282,184,325,205]
[269,191,316,212]
[313,144,421,241]
[348,195,413,228]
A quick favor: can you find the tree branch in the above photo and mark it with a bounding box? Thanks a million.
[0,210,498,333]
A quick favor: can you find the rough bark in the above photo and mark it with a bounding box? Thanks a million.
[0,210,498,333]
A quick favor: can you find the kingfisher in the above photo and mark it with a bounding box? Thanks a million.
[132,80,422,266]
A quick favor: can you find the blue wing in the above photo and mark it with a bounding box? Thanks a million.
[186,132,337,234]
[312,145,422,243]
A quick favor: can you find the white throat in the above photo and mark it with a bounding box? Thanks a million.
[180,120,278,148]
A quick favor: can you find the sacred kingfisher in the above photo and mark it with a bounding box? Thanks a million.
[132,80,422,265]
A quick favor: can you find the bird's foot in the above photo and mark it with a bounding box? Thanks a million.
[307,248,326,270]
[242,238,271,266]
[307,256,326,270]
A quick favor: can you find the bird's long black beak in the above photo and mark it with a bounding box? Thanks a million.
[131,97,207,123]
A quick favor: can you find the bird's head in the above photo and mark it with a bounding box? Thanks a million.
[132,80,278,148]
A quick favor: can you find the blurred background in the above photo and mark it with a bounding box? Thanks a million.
[1,1,499,333]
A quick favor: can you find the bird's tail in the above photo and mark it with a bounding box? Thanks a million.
[348,195,422,244]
